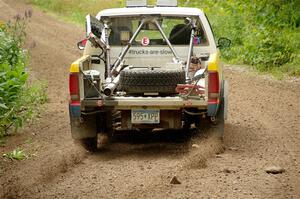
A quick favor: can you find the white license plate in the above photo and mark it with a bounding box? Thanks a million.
[131,109,160,124]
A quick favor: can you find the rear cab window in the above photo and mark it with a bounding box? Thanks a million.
[108,16,209,46]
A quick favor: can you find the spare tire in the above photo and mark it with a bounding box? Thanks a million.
[119,69,186,94]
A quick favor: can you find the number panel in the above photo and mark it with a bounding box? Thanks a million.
[131,109,160,124]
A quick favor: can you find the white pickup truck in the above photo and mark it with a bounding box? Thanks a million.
[69,0,230,149]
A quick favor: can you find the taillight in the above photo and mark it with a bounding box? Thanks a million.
[69,73,80,103]
[208,71,219,104]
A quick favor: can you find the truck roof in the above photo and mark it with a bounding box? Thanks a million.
[96,7,203,18]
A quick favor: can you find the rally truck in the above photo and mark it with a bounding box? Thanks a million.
[69,0,230,149]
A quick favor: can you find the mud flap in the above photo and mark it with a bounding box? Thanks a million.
[214,80,228,138]
[207,104,218,117]
[69,104,97,139]
[223,80,229,120]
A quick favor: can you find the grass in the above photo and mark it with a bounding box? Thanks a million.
[3,148,27,160]
[2,147,37,161]
[26,0,123,24]
[0,138,6,147]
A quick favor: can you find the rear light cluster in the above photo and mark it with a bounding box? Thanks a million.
[69,73,80,104]
[208,71,219,104]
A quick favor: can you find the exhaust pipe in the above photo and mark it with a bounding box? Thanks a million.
[103,75,120,96]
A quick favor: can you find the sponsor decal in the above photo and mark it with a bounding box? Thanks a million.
[128,49,173,55]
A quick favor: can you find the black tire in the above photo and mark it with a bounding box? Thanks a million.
[96,111,113,149]
[75,111,113,151]
[119,69,185,94]
[182,108,201,130]
[78,137,97,151]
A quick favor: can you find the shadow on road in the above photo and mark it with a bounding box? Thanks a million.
[90,128,212,160]
[112,129,194,144]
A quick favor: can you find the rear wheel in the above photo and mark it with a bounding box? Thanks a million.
[96,111,113,149]
[182,109,201,130]
[75,111,113,151]
[78,137,97,151]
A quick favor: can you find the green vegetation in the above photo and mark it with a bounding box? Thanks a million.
[3,148,27,161]
[26,0,122,24]
[26,0,299,77]
[0,138,5,147]
[0,14,47,138]
[182,0,300,77]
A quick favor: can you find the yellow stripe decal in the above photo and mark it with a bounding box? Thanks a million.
[69,55,90,73]
[208,51,221,71]
[70,62,79,73]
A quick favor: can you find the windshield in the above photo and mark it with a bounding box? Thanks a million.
[108,16,208,46]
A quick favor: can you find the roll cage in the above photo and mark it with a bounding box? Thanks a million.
[93,15,201,91]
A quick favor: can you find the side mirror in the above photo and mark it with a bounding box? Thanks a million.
[86,14,103,39]
[217,37,231,48]
[77,38,87,50]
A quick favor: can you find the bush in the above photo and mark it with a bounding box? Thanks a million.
[0,14,47,137]
[180,0,300,75]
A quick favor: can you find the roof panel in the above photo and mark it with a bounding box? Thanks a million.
[96,7,203,18]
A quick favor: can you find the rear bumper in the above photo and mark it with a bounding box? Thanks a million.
[81,96,208,110]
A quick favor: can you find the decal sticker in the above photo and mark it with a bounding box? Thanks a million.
[141,37,150,46]
[128,49,173,55]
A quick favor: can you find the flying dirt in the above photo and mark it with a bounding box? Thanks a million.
[0,0,299,198]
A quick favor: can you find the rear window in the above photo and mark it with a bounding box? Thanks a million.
[108,16,209,46]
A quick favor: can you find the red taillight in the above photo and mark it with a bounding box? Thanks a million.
[208,71,219,104]
[69,73,80,103]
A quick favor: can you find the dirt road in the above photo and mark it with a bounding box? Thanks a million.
[0,0,299,198]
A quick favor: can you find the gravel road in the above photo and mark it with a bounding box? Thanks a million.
[0,0,299,198]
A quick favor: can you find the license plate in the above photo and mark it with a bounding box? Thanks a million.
[131,109,160,124]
